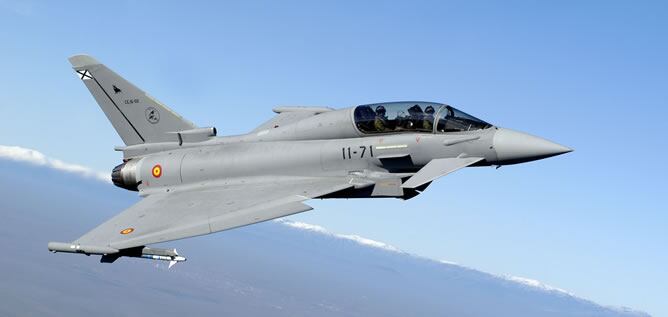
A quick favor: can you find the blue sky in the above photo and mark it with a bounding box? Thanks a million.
[0,0,666,315]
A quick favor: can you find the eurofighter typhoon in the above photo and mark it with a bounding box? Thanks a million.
[48,55,571,266]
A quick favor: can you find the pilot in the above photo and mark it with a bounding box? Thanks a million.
[374,105,387,132]
[423,105,435,131]
[406,104,423,130]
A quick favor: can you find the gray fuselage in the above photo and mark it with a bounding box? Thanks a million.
[113,105,564,199]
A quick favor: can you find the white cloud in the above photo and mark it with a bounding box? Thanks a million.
[280,221,328,234]
[337,234,400,252]
[277,220,400,253]
[277,219,581,298]
[0,145,110,183]
[503,275,573,296]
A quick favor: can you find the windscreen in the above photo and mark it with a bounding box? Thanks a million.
[435,106,491,132]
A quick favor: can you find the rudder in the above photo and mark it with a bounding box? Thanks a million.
[69,54,196,145]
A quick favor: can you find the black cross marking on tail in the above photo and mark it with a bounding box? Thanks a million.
[76,70,92,80]
[113,85,122,94]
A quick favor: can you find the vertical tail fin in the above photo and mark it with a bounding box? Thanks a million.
[69,54,196,145]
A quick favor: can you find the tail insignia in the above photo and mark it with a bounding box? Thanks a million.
[77,70,92,80]
[145,107,160,124]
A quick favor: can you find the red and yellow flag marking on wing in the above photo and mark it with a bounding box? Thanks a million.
[120,228,134,235]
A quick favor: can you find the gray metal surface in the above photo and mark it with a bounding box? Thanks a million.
[75,176,352,250]
[49,54,572,265]
[402,157,484,189]
[69,54,196,145]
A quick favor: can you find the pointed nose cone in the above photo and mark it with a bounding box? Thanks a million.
[493,128,572,165]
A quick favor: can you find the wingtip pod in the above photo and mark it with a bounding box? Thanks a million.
[48,241,119,255]
[68,54,101,68]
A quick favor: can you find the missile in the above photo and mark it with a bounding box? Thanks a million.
[48,241,187,267]
[139,250,187,268]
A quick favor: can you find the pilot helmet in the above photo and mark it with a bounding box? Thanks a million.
[375,105,386,115]
[425,106,435,114]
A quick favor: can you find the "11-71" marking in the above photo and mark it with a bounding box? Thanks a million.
[342,145,374,160]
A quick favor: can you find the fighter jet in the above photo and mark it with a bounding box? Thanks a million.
[48,55,571,266]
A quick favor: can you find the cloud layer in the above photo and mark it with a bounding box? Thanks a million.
[0,144,587,301]
[277,219,578,297]
[0,145,110,183]
[278,220,401,253]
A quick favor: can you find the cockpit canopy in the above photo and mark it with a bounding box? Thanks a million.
[354,102,491,134]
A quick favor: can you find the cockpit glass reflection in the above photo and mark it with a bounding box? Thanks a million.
[354,102,439,134]
[354,102,491,134]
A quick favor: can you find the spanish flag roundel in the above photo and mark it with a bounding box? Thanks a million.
[152,164,162,178]
[120,228,134,235]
